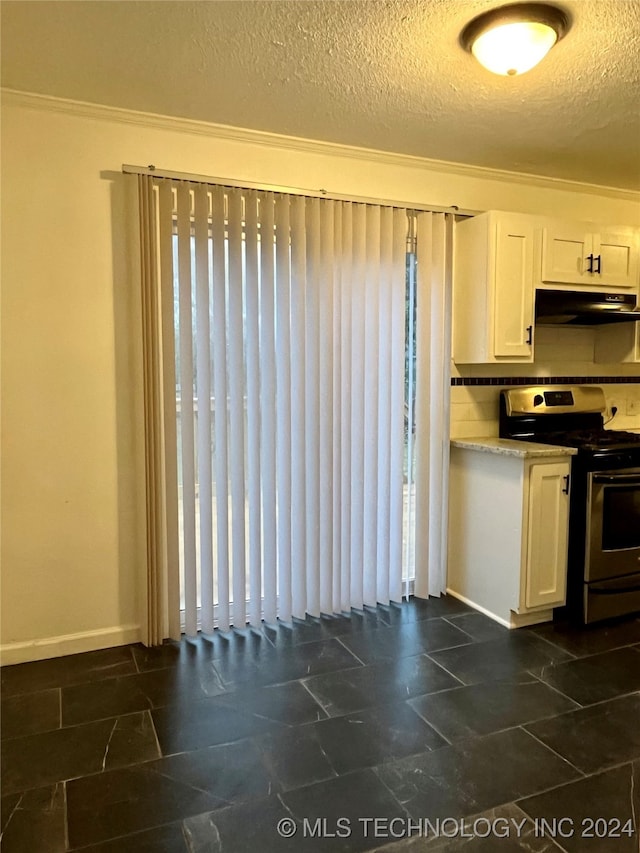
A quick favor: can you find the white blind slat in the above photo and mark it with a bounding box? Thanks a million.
[290,196,307,619]
[403,238,417,595]
[194,185,214,633]
[389,208,409,603]
[339,204,353,613]
[362,207,381,607]
[158,180,181,641]
[439,214,454,593]
[318,200,335,615]
[349,205,367,610]
[414,213,433,598]
[245,195,262,628]
[275,196,293,622]
[138,176,162,645]
[259,194,278,624]
[428,214,452,597]
[177,184,198,636]
[211,187,231,630]
[376,206,393,605]
[227,190,247,629]
[305,197,321,617]
[331,202,343,615]
[412,211,453,600]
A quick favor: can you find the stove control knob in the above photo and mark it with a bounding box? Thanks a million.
[533,394,544,407]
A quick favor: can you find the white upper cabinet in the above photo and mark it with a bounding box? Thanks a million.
[541,224,591,286]
[596,231,639,288]
[494,217,536,358]
[454,211,535,364]
[541,221,639,289]
[454,211,640,365]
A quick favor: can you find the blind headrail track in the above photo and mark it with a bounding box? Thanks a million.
[122,164,477,218]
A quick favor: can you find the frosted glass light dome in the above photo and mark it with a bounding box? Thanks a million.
[472,21,558,76]
[460,3,570,77]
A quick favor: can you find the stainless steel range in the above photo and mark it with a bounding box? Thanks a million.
[499,386,640,624]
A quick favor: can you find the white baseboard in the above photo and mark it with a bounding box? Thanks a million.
[0,624,141,666]
[445,588,554,630]
[446,587,513,628]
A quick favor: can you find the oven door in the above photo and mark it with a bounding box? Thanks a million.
[586,468,640,582]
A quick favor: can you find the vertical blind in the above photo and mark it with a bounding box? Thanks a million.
[137,174,452,640]
[413,213,454,599]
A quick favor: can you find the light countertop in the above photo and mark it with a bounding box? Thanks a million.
[450,437,578,458]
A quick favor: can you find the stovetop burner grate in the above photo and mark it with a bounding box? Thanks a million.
[543,428,640,450]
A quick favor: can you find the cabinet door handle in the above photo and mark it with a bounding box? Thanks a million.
[586,253,594,273]
[594,254,602,274]
[562,475,570,494]
[525,325,533,345]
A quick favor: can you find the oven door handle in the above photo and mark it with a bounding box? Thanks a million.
[590,581,640,595]
[592,473,640,485]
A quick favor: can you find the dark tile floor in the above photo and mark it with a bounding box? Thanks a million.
[1,598,639,852]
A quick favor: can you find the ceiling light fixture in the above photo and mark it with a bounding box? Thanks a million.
[460,2,570,77]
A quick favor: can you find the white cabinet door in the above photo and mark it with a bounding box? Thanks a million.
[453,211,536,363]
[594,231,639,288]
[493,217,535,358]
[525,462,570,609]
[542,224,639,288]
[541,225,592,285]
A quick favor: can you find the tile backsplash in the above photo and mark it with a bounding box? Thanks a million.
[450,325,640,438]
[450,385,502,439]
[450,383,640,438]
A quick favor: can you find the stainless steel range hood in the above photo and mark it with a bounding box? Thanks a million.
[535,290,640,325]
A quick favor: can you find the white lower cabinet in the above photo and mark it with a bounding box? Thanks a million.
[448,446,572,628]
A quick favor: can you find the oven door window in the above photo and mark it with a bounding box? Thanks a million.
[601,484,640,551]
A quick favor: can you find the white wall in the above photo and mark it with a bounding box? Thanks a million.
[2,91,639,662]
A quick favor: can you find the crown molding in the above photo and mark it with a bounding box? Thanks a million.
[3,88,639,202]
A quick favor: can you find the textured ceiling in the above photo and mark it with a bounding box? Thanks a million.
[2,0,640,190]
